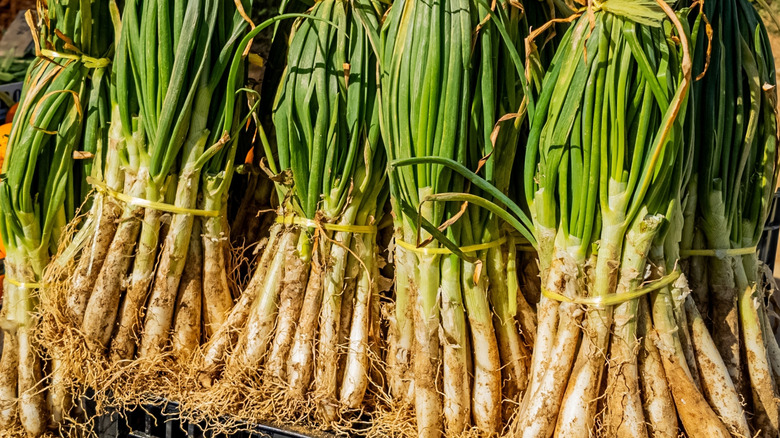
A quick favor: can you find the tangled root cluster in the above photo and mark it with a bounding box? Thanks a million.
[31,217,399,437]
[33,218,185,435]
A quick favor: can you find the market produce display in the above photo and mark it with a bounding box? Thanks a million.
[0,0,778,437]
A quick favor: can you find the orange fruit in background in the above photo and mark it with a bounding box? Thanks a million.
[6,103,18,124]
[0,122,8,152]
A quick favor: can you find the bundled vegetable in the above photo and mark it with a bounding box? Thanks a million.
[516,1,695,436]
[379,0,539,435]
[683,0,780,435]
[130,0,258,361]
[40,0,268,413]
[77,0,252,360]
[8,0,778,437]
[195,0,388,426]
[0,0,115,434]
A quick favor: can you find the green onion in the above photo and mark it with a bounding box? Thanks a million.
[68,0,258,366]
[380,0,537,434]
[137,0,259,360]
[0,51,33,85]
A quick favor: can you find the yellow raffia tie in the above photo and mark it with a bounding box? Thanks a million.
[5,278,41,289]
[275,215,377,234]
[40,49,111,69]
[542,269,681,309]
[88,177,220,217]
[679,246,757,258]
[396,236,507,255]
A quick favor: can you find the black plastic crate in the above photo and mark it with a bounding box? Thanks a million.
[78,391,130,437]
[758,189,780,272]
[128,426,306,438]
[125,402,182,438]
[81,392,323,438]
[122,400,324,438]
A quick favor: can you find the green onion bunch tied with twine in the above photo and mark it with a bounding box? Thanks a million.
[379,0,542,435]
[43,0,284,408]
[196,0,388,424]
[0,0,116,435]
[681,0,780,435]
[515,0,698,436]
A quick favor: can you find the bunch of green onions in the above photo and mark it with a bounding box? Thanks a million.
[380,0,539,435]
[196,0,388,423]
[0,0,115,434]
[516,1,696,436]
[683,0,780,435]
[4,0,777,437]
[46,0,267,406]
